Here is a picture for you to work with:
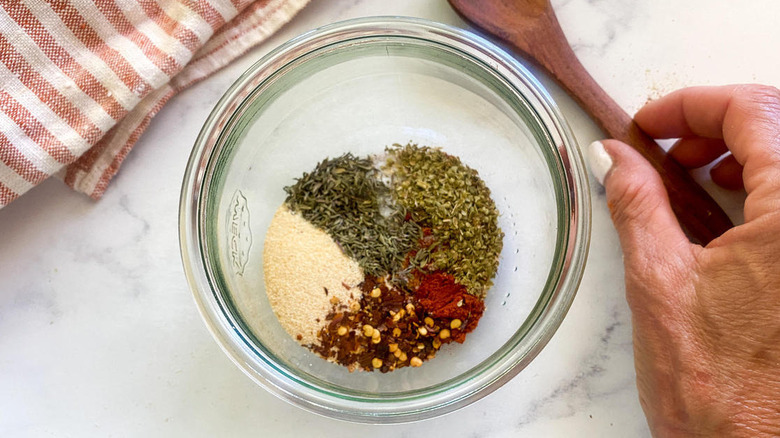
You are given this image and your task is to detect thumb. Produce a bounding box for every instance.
[587,140,691,259]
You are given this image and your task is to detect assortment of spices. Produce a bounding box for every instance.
[264,143,503,372]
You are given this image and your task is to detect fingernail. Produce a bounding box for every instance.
[586,141,613,186]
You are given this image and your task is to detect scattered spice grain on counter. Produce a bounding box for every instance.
[263,143,503,372]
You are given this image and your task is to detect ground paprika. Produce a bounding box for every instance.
[414,271,485,343]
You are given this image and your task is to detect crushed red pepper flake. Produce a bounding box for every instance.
[308,274,479,373]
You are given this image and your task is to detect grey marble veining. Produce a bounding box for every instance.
[1,0,777,436]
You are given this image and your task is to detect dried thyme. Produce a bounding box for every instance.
[284,153,420,277]
[383,144,503,297]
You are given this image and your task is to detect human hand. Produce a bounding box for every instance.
[587,85,780,437]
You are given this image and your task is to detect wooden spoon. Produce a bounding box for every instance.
[449,0,733,245]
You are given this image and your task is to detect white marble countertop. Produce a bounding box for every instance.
[2,0,778,436]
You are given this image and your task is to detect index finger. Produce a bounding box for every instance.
[635,85,733,139]
[636,85,780,159]
[635,84,780,219]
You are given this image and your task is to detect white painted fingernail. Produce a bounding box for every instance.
[586,141,613,186]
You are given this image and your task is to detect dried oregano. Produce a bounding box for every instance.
[383,143,503,297]
[284,153,420,277]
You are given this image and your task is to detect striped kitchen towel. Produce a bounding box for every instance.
[0,0,310,208]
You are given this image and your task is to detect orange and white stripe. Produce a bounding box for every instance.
[175,0,309,89]
[0,0,310,208]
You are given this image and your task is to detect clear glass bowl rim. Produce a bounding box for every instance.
[179,16,591,423]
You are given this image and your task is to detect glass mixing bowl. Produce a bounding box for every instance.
[179,17,590,423]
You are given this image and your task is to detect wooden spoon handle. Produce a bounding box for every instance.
[509,10,733,244]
